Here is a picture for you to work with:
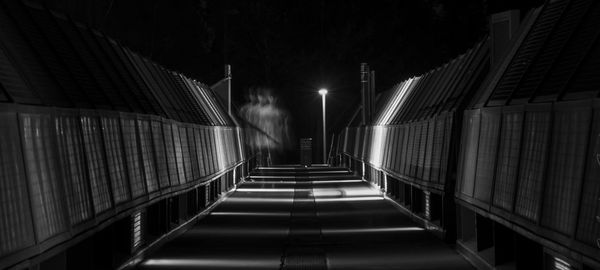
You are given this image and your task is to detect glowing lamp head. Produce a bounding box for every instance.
[318,88,328,95]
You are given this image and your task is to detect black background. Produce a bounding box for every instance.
[32,0,543,162]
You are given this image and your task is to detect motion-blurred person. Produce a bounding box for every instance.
[239,87,292,165]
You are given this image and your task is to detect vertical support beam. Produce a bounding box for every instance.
[322,93,327,164]
[361,63,370,126]
[225,64,232,115]
[369,70,376,124]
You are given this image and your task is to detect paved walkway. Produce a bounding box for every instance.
[137,166,473,269]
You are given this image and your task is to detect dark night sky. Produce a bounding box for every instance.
[33,0,543,159]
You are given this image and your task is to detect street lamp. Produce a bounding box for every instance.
[318,88,328,164]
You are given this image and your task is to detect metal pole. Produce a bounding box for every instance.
[360,63,369,125]
[322,93,327,164]
[369,70,375,123]
[225,65,232,115]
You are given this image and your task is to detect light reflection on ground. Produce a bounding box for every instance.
[137,167,473,270]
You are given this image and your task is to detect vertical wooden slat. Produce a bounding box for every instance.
[55,112,93,225]
[473,108,501,204]
[21,112,68,240]
[575,102,600,245]
[100,115,130,204]
[541,103,591,235]
[458,110,481,197]
[492,107,524,211]
[514,106,552,222]
[0,111,35,256]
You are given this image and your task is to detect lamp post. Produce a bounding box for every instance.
[318,88,328,164]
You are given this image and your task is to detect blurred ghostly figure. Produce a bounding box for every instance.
[239,87,292,166]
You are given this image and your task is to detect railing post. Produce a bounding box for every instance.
[225,64,232,115]
[361,63,369,126]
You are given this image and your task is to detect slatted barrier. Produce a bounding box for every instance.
[338,40,489,238]
[336,0,600,267]
[454,0,600,267]
[0,1,251,268]
[0,106,249,268]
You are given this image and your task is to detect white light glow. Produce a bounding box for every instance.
[210,211,290,217]
[132,211,142,249]
[322,227,424,234]
[233,168,237,187]
[293,199,316,205]
[317,208,398,217]
[553,257,571,270]
[362,162,365,179]
[257,166,300,170]
[318,88,328,95]
[424,191,431,220]
[310,179,363,184]
[237,128,244,161]
[369,126,386,168]
[188,227,288,236]
[235,188,295,192]
[383,174,388,192]
[315,196,384,202]
[143,258,276,267]
[307,170,349,174]
[248,175,297,179]
[376,77,420,125]
[244,180,297,185]
[312,187,377,197]
[226,197,294,203]
[214,128,227,171]
[312,189,343,197]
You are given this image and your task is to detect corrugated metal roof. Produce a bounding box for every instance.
[371,40,489,126]
[483,0,600,106]
[0,0,235,126]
